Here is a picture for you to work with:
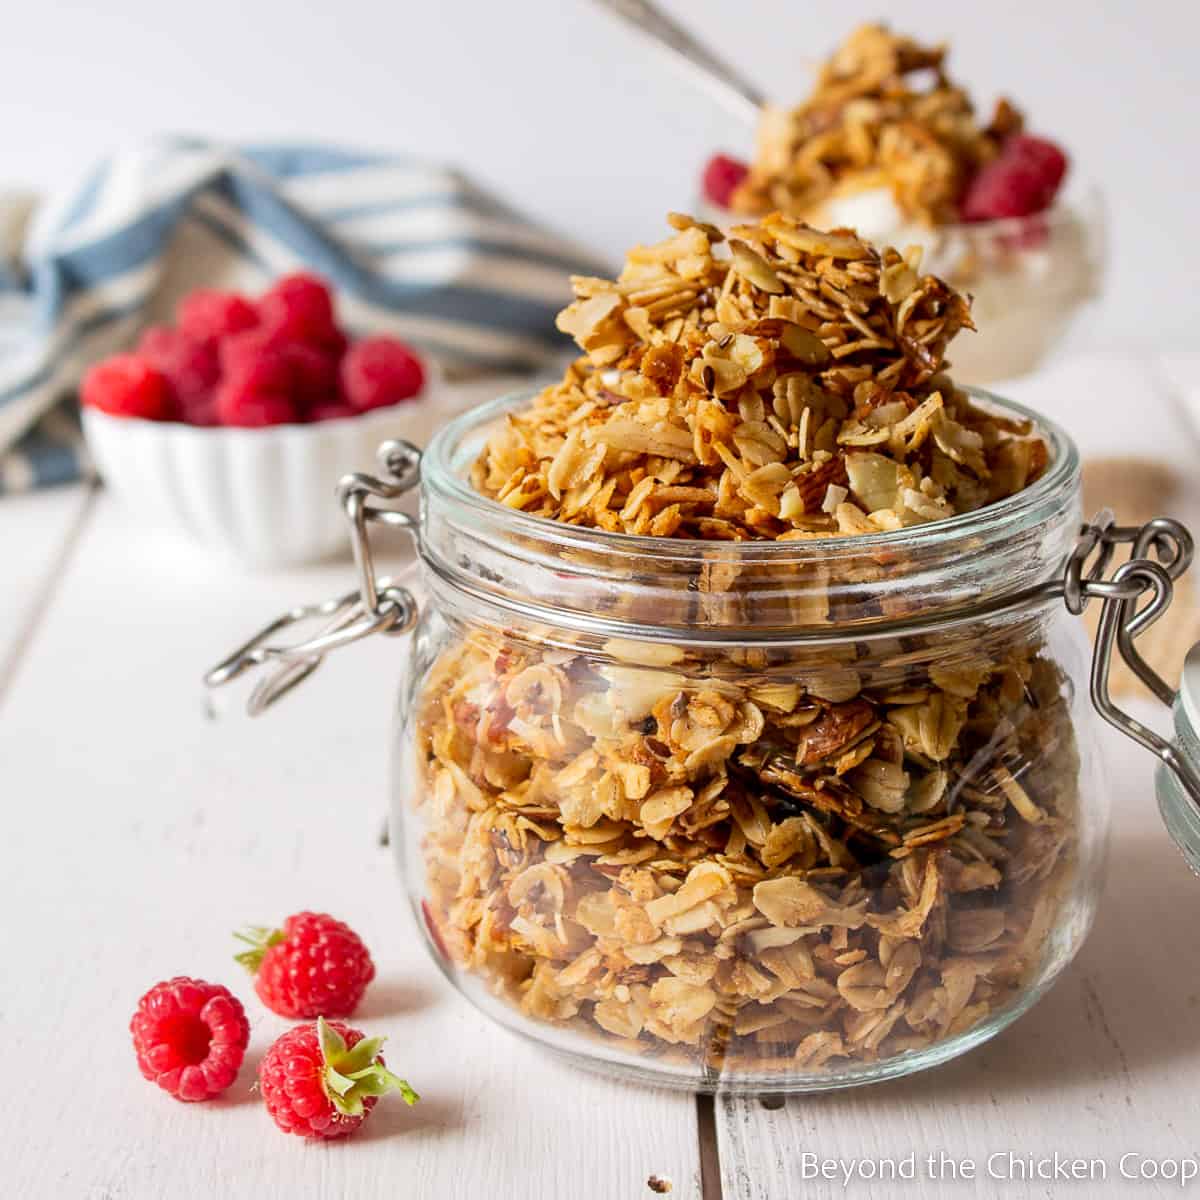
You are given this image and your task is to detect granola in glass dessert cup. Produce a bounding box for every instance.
[698,24,1105,384]
[396,212,1111,1092]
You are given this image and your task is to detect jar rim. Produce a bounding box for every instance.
[422,385,1080,562]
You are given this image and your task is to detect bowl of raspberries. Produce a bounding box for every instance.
[81,273,438,567]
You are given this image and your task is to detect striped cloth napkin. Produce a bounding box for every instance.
[0,139,608,494]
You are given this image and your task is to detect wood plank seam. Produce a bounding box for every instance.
[697,1094,724,1200]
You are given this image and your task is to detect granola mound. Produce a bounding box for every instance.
[729,24,1022,227]
[472,212,1047,540]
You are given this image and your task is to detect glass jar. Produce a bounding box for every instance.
[209,388,1197,1094]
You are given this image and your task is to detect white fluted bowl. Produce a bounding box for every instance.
[84,384,451,568]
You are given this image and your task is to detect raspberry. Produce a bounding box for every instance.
[284,341,342,411]
[701,153,750,210]
[961,135,1069,222]
[220,328,340,417]
[137,327,220,423]
[221,324,343,374]
[218,327,278,378]
[340,337,425,413]
[130,977,249,1102]
[235,912,375,1018]
[317,326,349,361]
[1006,134,1070,187]
[215,388,296,428]
[177,290,258,345]
[258,273,341,349]
[259,1017,418,1139]
[215,351,299,428]
[81,354,175,420]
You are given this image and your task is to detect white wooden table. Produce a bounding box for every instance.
[4,355,1200,1199]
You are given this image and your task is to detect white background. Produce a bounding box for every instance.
[3,2,1196,345]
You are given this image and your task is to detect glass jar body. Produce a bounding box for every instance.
[393,573,1108,1093]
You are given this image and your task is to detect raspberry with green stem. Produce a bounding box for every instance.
[258,1017,419,1138]
[235,911,375,1018]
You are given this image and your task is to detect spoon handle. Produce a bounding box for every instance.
[592,0,765,125]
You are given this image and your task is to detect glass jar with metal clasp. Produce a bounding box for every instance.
[207,389,1200,1094]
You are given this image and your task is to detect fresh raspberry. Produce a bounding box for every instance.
[137,327,220,423]
[130,977,249,1102]
[315,326,349,361]
[215,387,296,428]
[284,342,342,411]
[215,351,299,428]
[177,289,258,345]
[259,1017,418,1139]
[218,326,276,378]
[258,273,341,349]
[220,328,340,416]
[701,153,749,210]
[235,912,376,1018]
[1006,134,1069,180]
[961,135,1069,222]
[81,354,175,420]
[340,337,425,412]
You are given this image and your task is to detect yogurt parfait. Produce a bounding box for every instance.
[700,24,1103,383]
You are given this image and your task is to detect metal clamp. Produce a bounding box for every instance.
[1064,512,1200,810]
[203,439,423,715]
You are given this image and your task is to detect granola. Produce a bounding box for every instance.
[728,24,1020,227]
[413,621,1077,1076]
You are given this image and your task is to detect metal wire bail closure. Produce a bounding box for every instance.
[203,440,423,715]
[1067,513,1200,812]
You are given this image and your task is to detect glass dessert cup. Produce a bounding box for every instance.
[907,185,1106,385]
[698,182,1105,387]
[392,388,1109,1093]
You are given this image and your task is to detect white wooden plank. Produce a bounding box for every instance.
[0,482,93,696]
[718,354,1200,1197]
[0,491,702,1200]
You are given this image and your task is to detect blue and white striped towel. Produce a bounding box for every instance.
[0,139,609,494]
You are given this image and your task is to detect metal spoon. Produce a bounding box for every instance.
[591,0,764,125]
